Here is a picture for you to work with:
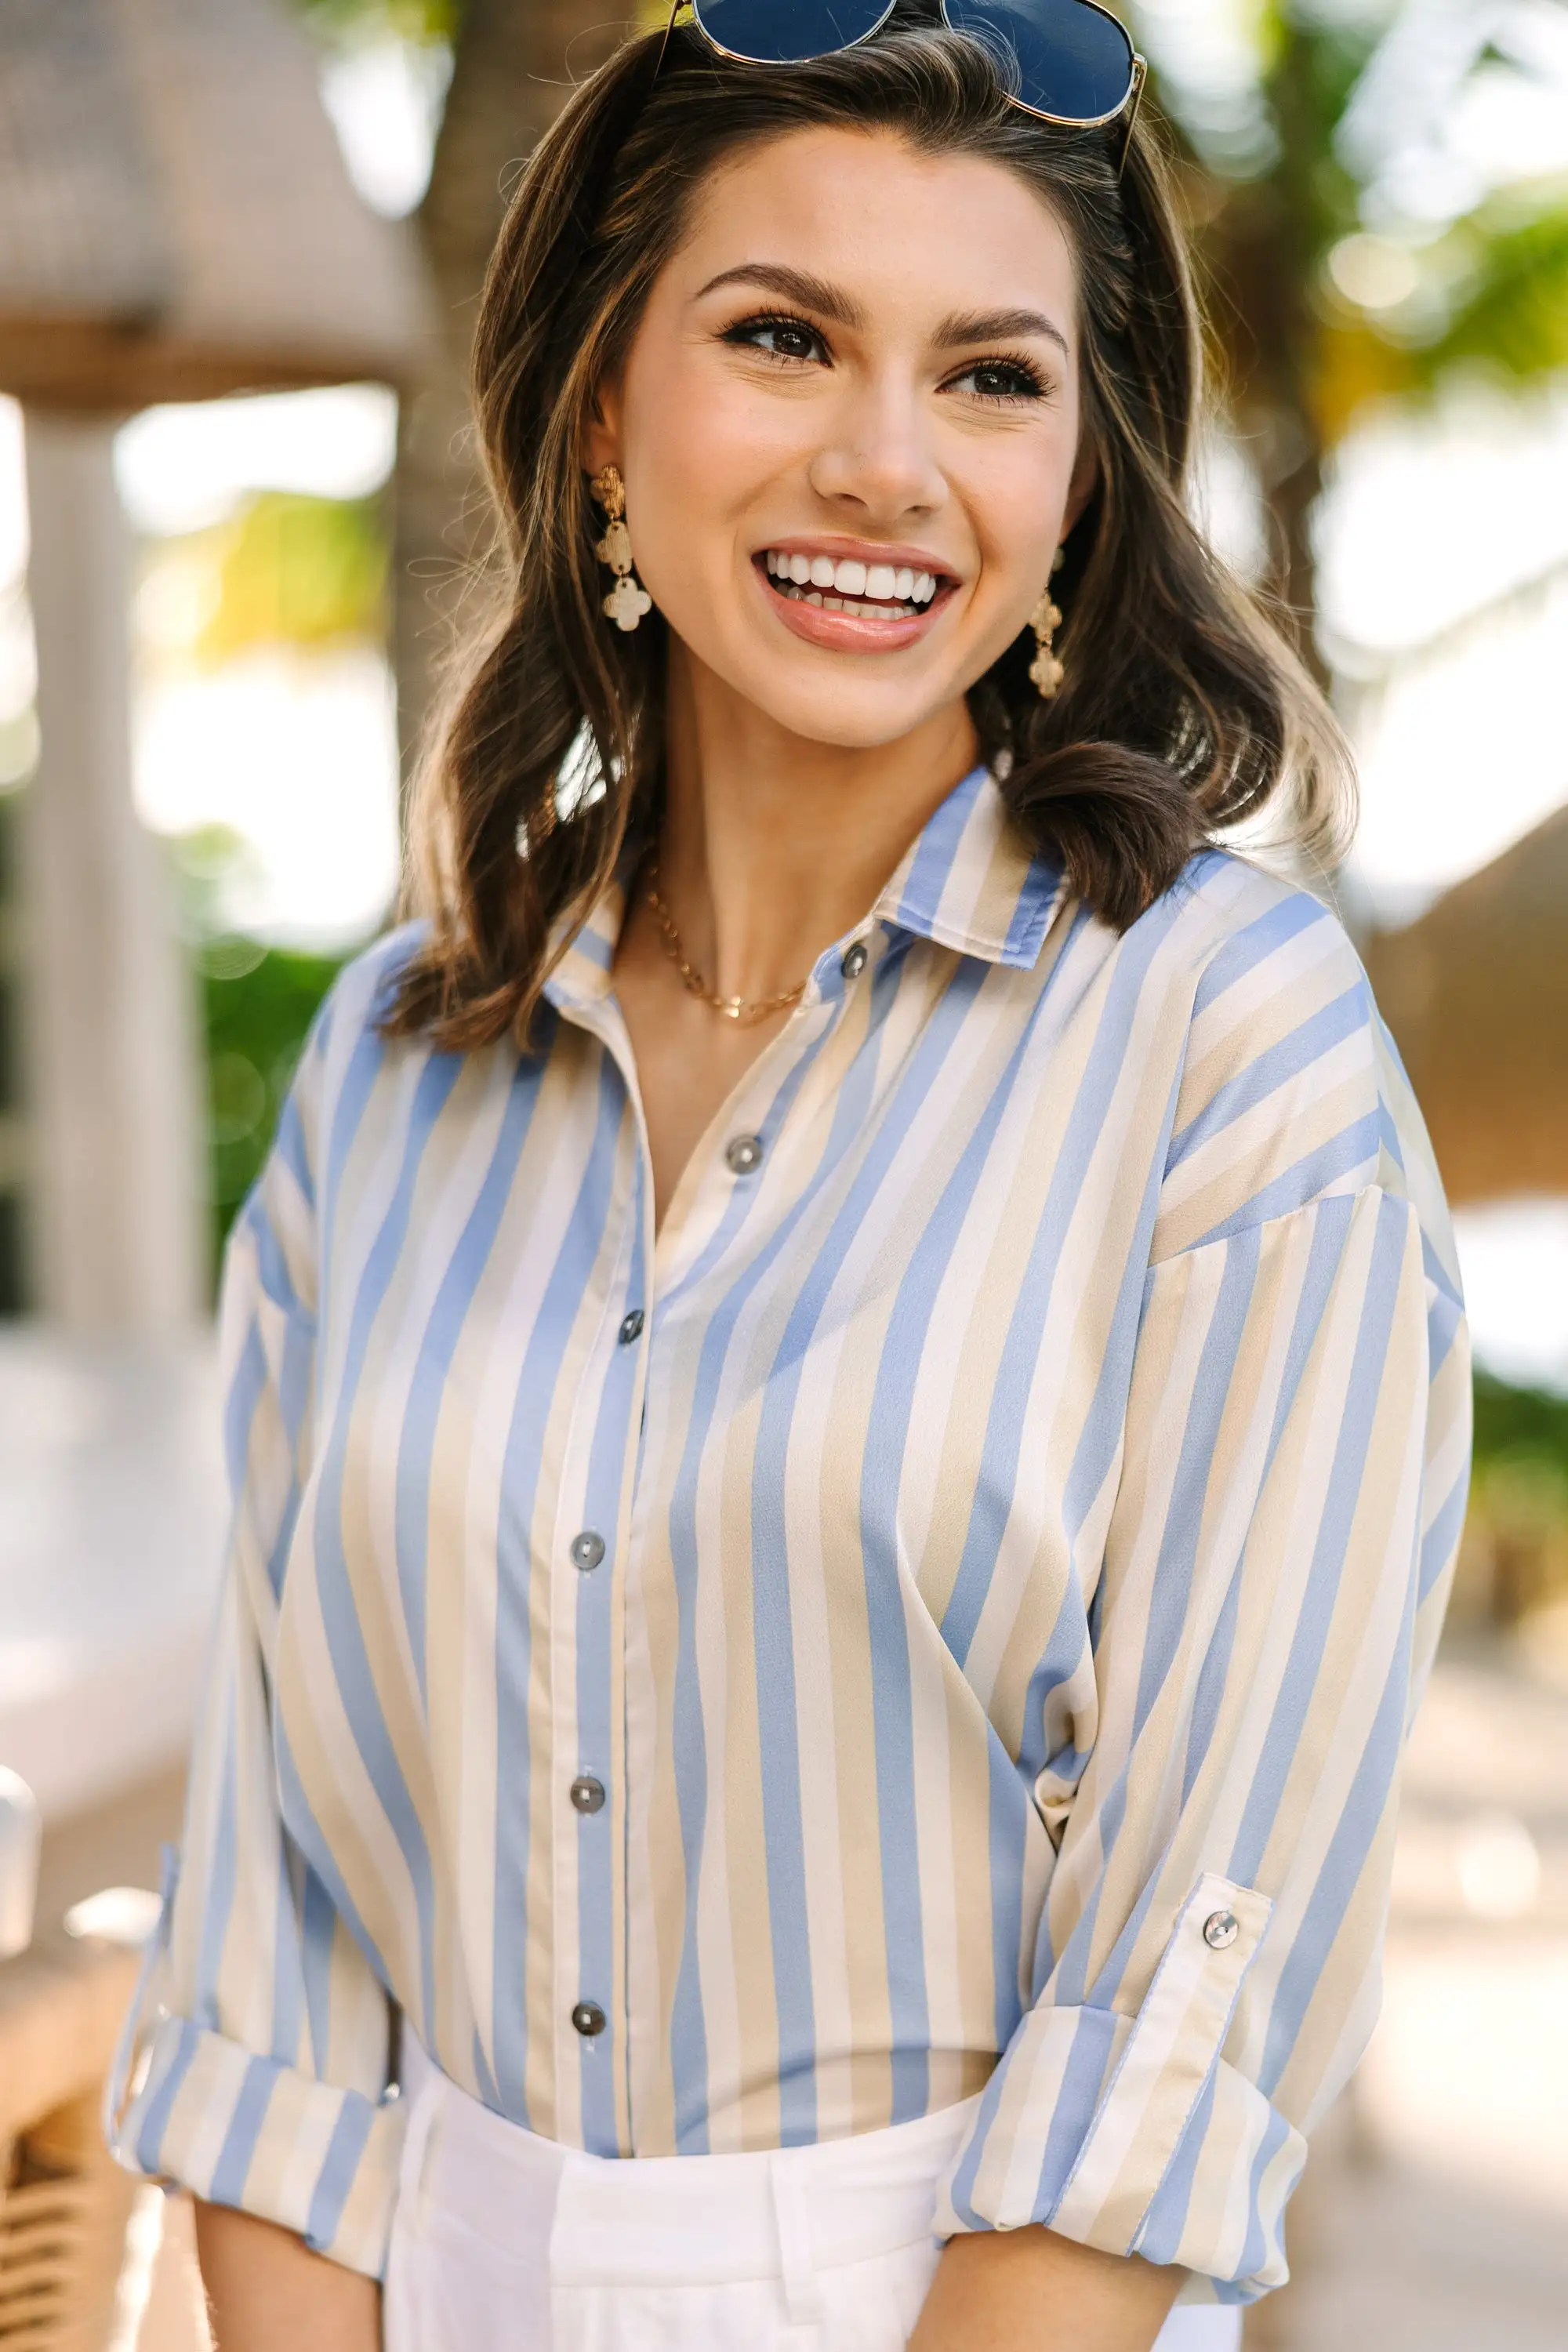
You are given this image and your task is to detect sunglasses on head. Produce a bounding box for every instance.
[660,0,1146,176]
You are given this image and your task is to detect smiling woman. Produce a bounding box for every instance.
[108,10,1468,2352]
[388,16,1348,1065]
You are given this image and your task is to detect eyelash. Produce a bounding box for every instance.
[720,310,1051,406]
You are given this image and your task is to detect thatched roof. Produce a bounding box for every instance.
[0,0,430,407]
[1364,805,1568,1207]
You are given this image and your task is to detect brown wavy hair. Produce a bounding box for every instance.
[387,7,1350,1049]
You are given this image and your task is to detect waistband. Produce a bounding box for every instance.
[397,2033,982,2290]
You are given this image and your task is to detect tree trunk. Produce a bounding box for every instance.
[1192,21,1336,689]
[1200,176,1328,685]
[392,0,623,777]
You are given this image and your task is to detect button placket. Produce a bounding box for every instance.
[554,1154,649,2125]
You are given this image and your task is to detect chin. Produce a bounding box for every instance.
[664,604,981,752]
[753,682,958,750]
[704,630,963,749]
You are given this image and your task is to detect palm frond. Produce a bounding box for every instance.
[1410,193,1568,383]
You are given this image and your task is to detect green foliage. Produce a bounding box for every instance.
[1473,1368,1568,1475]
[1416,192,1568,382]
[1137,2,1568,457]
[1257,5,1375,250]
[290,0,459,45]
[201,943,347,1284]
[141,495,389,668]
[1465,1372,1568,1625]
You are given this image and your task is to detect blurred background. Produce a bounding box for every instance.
[0,2,1565,2346]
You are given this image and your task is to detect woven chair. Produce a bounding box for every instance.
[0,1931,140,2352]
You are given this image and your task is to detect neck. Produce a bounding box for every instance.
[654,643,980,1004]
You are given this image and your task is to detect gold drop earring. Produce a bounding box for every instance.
[590,464,652,633]
[1029,547,1066,699]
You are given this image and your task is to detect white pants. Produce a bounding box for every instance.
[384,2037,1243,2352]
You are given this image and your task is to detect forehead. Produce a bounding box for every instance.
[671,124,1079,337]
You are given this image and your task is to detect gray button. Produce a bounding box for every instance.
[570,1530,605,1572]
[618,1309,644,1345]
[1202,1910,1240,1951]
[724,1134,764,1176]
[840,942,868,980]
[572,2000,606,2037]
[570,1776,605,1815]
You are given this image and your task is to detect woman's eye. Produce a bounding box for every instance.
[725,314,828,365]
[950,359,1047,403]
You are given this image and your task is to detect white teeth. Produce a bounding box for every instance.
[762,552,944,615]
[772,579,927,616]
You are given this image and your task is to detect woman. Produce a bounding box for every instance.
[111,5,1470,2348]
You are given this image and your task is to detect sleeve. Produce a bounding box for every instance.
[107,1002,405,2278]
[935,896,1472,2303]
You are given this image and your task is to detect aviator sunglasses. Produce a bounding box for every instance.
[660,0,1146,174]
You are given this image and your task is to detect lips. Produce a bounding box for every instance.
[753,542,956,653]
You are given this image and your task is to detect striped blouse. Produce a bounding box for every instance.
[111,764,1470,2305]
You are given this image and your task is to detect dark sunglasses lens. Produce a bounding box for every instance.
[691,0,894,65]
[944,0,1134,120]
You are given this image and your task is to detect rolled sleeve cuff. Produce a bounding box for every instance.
[935,1873,1305,2303]
[110,2016,405,2278]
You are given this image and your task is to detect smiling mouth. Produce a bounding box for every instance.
[759,548,949,619]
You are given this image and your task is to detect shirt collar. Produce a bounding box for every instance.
[873,764,1064,969]
[545,764,1065,1014]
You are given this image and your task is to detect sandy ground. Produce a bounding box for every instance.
[31,1640,1568,2351]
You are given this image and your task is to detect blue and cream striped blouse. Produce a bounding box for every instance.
[112,764,1470,2303]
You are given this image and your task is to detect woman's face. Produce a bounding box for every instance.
[586,125,1091,751]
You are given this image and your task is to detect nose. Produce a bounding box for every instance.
[805,370,947,526]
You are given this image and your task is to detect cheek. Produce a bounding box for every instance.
[619,349,802,586]
[963,416,1082,581]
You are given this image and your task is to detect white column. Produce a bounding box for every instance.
[18,412,205,1332]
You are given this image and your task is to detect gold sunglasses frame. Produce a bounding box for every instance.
[659,0,1147,179]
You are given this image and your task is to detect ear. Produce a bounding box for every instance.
[580,379,624,482]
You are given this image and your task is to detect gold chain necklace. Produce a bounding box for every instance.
[644,862,807,1025]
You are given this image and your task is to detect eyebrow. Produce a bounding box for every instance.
[935,307,1071,360]
[694,266,1070,360]
[695,263,866,326]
